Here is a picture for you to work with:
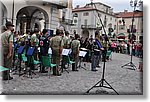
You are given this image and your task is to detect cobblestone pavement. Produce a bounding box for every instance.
[1,53,143,95]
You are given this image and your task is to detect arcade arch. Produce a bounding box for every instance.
[16,6,49,33]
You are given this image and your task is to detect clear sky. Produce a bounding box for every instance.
[72,0,142,12]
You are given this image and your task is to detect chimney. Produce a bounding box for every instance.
[124,10,128,13]
[76,5,80,8]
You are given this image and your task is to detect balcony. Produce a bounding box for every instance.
[81,25,102,30]
[59,18,73,25]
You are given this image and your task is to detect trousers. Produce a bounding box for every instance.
[91,54,99,71]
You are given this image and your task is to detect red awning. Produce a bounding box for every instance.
[117,33,126,39]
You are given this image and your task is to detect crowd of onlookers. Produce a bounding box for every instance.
[109,41,143,58]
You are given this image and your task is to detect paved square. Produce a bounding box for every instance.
[1,53,142,95]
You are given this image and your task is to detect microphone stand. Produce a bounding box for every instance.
[121,1,137,70]
[86,1,119,95]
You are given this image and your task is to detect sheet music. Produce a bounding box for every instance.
[80,48,88,51]
[17,46,24,54]
[27,47,35,56]
[62,49,71,56]
[38,47,40,52]
[48,48,52,54]
[79,51,87,57]
[69,49,72,54]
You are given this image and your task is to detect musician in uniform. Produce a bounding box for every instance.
[71,34,80,71]
[64,31,71,49]
[1,22,14,80]
[39,29,49,73]
[61,31,71,72]
[50,29,64,76]
[30,28,39,60]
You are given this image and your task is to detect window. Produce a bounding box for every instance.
[114,25,116,30]
[108,23,112,28]
[83,12,89,16]
[84,19,88,25]
[104,15,107,27]
[106,8,108,13]
[122,19,125,25]
[74,30,76,34]
[110,17,112,20]
[74,19,77,23]
[62,11,66,22]
[119,25,125,30]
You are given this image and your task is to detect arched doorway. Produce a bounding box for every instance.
[0,1,7,25]
[16,6,49,34]
[82,29,89,39]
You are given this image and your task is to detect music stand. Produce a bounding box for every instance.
[48,47,52,55]
[37,47,40,53]
[26,47,36,78]
[61,49,72,73]
[27,47,35,56]
[13,46,25,76]
[78,50,87,70]
[12,43,18,68]
[62,49,71,56]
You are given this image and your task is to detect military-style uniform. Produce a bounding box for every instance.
[30,33,39,60]
[30,33,39,47]
[1,31,14,79]
[71,39,80,71]
[61,36,72,71]
[50,35,63,75]
[63,36,71,49]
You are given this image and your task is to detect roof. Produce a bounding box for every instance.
[115,11,143,18]
[73,6,115,17]
[72,7,96,12]
[86,2,111,8]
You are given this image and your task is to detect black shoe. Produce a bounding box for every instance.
[3,77,13,81]
[9,77,13,80]
[96,66,101,68]
[41,70,48,73]
[72,70,78,71]
[57,74,62,76]
[91,70,98,72]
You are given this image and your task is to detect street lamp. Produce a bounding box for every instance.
[121,0,142,70]
[12,0,15,24]
[130,0,142,8]
[130,0,142,35]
